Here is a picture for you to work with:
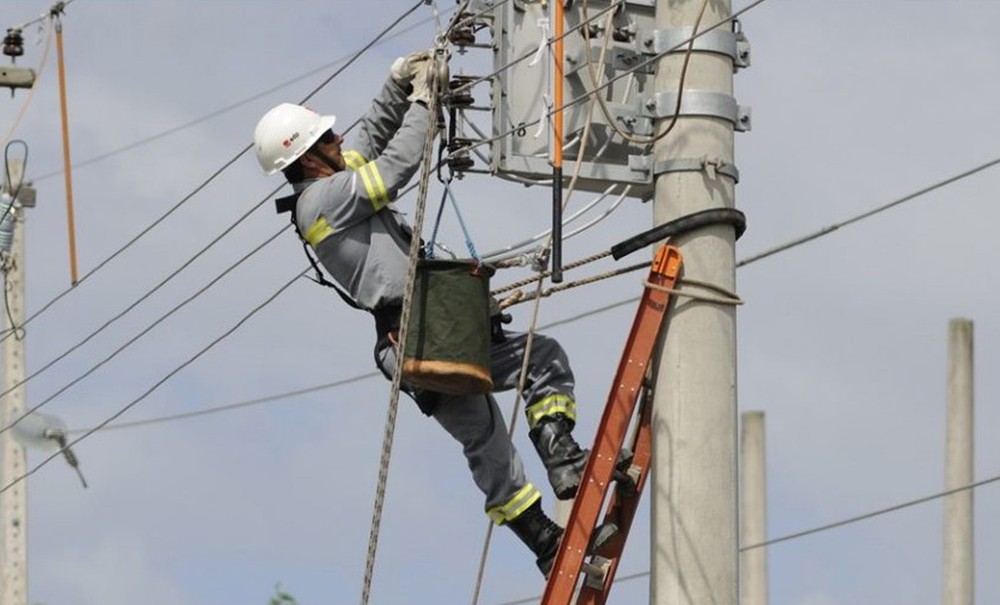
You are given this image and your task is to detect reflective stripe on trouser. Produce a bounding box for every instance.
[488,330,578,429]
[376,341,534,522]
[525,394,577,430]
[487,483,541,525]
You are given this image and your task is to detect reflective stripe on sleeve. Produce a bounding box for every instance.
[526,394,577,430]
[487,483,542,525]
[304,216,335,247]
[343,150,367,171]
[358,162,390,210]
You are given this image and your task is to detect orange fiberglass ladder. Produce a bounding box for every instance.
[541,242,683,605]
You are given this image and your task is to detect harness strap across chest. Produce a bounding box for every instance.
[275,190,366,311]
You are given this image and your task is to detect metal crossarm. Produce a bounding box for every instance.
[541,244,682,605]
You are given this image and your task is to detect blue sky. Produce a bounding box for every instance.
[1,1,998,604]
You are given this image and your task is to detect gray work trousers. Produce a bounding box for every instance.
[375,329,577,521]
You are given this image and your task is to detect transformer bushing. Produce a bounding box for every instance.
[3,29,24,61]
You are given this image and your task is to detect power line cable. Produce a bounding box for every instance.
[66,372,381,433]
[0,266,309,495]
[65,149,1000,432]
[736,155,1000,267]
[14,0,745,352]
[30,11,447,182]
[502,152,1000,310]
[2,144,250,345]
[9,0,989,591]
[3,0,429,343]
[0,184,282,409]
[35,153,996,584]
[0,146,431,429]
[0,50,438,402]
[489,474,1000,605]
[9,0,76,32]
[61,293,624,433]
[0,2,448,439]
[743,473,1000,551]
[0,225,292,439]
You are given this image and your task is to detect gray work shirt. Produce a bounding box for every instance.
[292,78,430,311]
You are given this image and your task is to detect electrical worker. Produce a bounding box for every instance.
[252,52,589,576]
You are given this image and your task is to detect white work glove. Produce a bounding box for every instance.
[390,50,432,83]
[407,59,435,104]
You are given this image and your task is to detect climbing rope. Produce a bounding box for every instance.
[643,277,743,306]
[358,50,446,605]
[491,208,747,306]
[491,248,611,294]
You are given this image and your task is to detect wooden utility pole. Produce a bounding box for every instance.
[0,159,32,605]
[650,0,740,603]
[943,318,974,605]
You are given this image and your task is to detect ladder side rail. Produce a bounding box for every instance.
[541,245,683,605]
[577,386,655,604]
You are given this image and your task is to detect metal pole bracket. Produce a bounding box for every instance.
[630,155,740,183]
[639,26,751,70]
[653,156,740,183]
[642,90,751,132]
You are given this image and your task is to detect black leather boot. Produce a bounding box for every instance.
[507,500,563,577]
[529,413,588,500]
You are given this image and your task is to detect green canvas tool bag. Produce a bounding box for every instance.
[402,259,495,395]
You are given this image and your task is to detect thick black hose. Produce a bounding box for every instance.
[610,208,746,260]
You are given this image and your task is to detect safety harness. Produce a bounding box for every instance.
[274,180,422,340]
[275,191,366,311]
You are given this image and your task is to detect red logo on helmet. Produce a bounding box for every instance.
[281,132,301,148]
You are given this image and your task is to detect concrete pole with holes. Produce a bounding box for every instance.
[943,318,974,605]
[0,159,30,605]
[741,411,768,605]
[649,0,739,603]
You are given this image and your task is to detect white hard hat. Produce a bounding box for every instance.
[253,103,337,175]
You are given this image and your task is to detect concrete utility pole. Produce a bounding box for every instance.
[741,411,768,605]
[943,318,974,605]
[0,159,31,605]
[649,0,739,603]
